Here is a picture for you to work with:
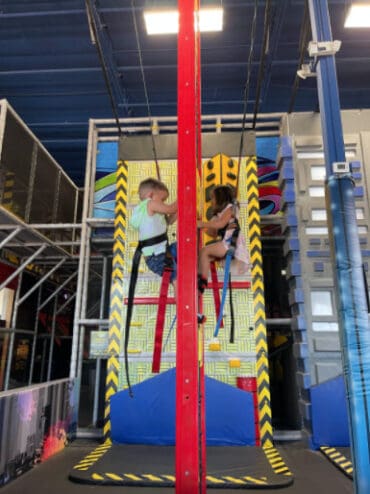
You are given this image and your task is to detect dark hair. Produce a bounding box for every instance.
[211,185,237,214]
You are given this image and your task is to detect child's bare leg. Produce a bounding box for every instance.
[199,242,227,279]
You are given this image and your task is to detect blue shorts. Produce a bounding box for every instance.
[145,242,177,282]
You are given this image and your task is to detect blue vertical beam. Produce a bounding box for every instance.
[308,1,370,492]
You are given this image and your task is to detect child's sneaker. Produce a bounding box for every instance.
[197,313,206,324]
[197,274,208,294]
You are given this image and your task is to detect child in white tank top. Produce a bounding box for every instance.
[130,178,178,293]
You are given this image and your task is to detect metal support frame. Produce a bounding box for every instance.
[0,103,82,392]
[0,225,77,390]
[70,120,96,380]
[29,286,42,385]
[40,337,47,382]
[16,258,66,307]
[308,1,370,492]
[24,143,38,223]
[57,293,76,316]
[69,118,115,433]
[0,245,46,292]
[3,272,23,390]
[46,296,58,380]
[0,99,81,387]
[38,271,78,311]
[0,228,22,249]
[92,255,108,427]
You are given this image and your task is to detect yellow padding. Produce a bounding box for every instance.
[130,322,143,327]
[127,349,142,354]
[228,358,241,368]
[208,338,221,351]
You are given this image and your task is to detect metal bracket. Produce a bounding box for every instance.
[297,63,317,80]
[333,161,350,174]
[308,40,341,57]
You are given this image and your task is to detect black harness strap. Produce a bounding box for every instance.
[124,232,168,396]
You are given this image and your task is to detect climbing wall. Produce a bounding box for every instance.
[118,160,177,387]
[117,156,256,388]
[201,154,255,382]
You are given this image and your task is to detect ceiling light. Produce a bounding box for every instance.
[344,3,370,28]
[199,8,223,32]
[144,8,223,35]
[144,10,179,35]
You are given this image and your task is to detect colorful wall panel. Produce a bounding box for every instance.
[0,378,77,486]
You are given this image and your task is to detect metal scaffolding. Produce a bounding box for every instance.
[0,100,82,391]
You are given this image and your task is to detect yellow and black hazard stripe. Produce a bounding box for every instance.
[73,441,112,471]
[320,446,353,479]
[86,472,270,489]
[71,443,293,488]
[104,159,128,441]
[264,446,293,476]
[89,472,175,486]
[246,154,273,449]
[80,472,286,487]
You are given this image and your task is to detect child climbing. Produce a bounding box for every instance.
[197,184,249,294]
[130,177,177,293]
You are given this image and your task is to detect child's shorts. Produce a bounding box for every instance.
[145,242,177,282]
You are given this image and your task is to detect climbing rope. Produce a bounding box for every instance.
[130,0,160,179]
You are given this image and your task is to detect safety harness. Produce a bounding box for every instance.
[213,219,240,343]
[124,232,173,395]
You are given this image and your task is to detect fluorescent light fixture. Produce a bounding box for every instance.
[199,8,223,32]
[144,8,223,35]
[344,3,370,28]
[144,10,179,35]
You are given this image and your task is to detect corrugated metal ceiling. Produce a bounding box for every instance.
[1,1,370,184]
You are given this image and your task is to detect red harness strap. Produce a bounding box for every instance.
[152,265,172,373]
[210,261,224,329]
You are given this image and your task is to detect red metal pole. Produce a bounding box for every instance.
[176,0,203,492]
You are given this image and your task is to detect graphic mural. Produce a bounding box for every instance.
[256,136,282,236]
[93,137,282,223]
[0,378,77,486]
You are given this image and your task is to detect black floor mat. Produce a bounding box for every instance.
[69,442,294,489]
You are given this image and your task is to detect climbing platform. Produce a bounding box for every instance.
[69,443,293,489]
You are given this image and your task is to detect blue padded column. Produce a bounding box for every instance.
[308,1,370,492]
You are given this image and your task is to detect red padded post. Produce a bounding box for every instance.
[176,0,204,492]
